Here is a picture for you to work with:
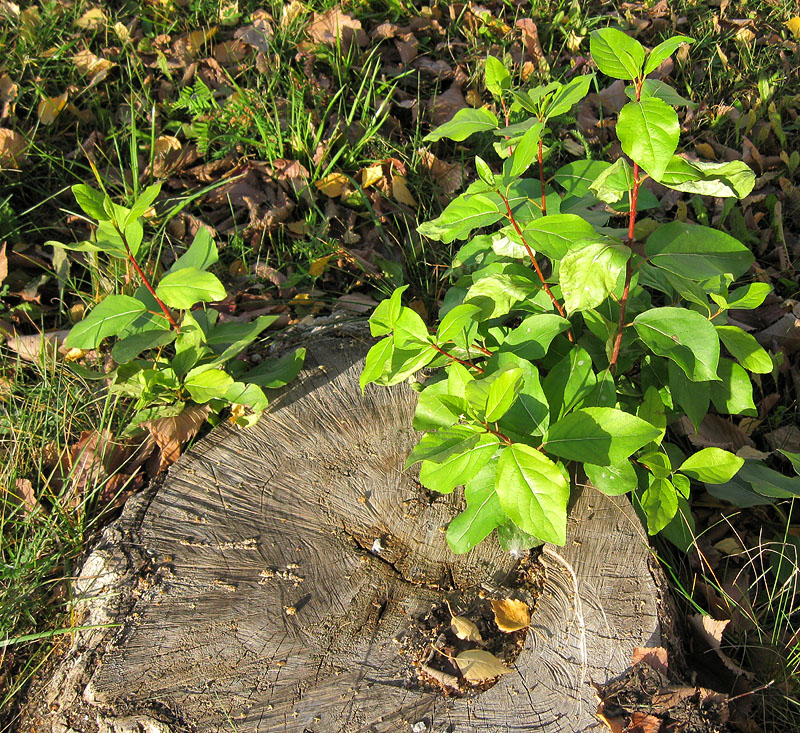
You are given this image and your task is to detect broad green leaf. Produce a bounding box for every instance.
[406,425,483,468]
[419,433,499,493]
[554,160,611,197]
[590,27,645,80]
[360,336,394,391]
[436,303,481,349]
[417,193,502,243]
[491,231,528,259]
[465,272,539,318]
[639,450,671,479]
[639,477,678,534]
[586,368,617,408]
[633,307,720,382]
[654,157,755,198]
[111,329,175,363]
[156,267,226,309]
[637,385,667,441]
[93,220,129,257]
[184,366,234,403]
[413,378,461,431]
[381,342,436,386]
[72,184,109,221]
[779,449,800,476]
[584,460,637,495]
[170,228,219,272]
[659,496,696,552]
[714,459,800,499]
[65,295,147,349]
[497,521,542,552]
[542,346,596,421]
[589,157,632,204]
[511,82,559,113]
[710,358,756,416]
[485,55,511,97]
[447,361,474,398]
[715,325,773,374]
[126,183,161,225]
[207,315,278,365]
[394,306,431,348]
[369,285,409,337]
[521,214,599,260]
[643,36,694,76]
[496,443,569,545]
[679,447,744,484]
[509,122,544,178]
[500,313,571,360]
[617,98,679,179]
[668,360,709,429]
[447,462,506,553]
[546,74,594,118]
[646,221,754,281]
[673,473,691,498]
[423,107,499,142]
[626,79,696,108]
[559,242,630,313]
[543,407,661,465]
[726,282,771,310]
[475,155,496,186]
[485,367,524,421]
[242,347,306,389]
[492,353,549,439]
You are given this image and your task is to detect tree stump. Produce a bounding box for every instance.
[24,334,664,732]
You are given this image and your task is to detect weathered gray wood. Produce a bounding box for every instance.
[23,335,662,732]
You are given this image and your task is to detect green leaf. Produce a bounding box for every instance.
[170,228,219,272]
[710,358,756,416]
[419,433,499,494]
[543,407,661,465]
[542,346,596,421]
[714,459,800,500]
[492,353,549,439]
[423,107,499,142]
[475,156,496,186]
[500,313,571,360]
[559,243,630,313]
[465,272,538,318]
[92,220,129,257]
[639,450,672,479]
[485,367,524,421]
[360,337,394,391]
[418,193,502,243]
[485,55,511,98]
[589,157,632,204]
[385,342,436,387]
[111,329,176,363]
[668,360,709,429]
[584,460,638,496]
[509,122,544,178]
[406,425,482,468]
[447,462,506,553]
[626,79,696,108]
[497,522,543,552]
[546,74,594,118]
[679,447,744,483]
[636,386,667,441]
[586,368,617,408]
[206,315,278,365]
[646,221,754,281]
[436,303,482,350]
[659,496,696,552]
[238,350,304,392]
[643,36,693,76]
[726,283,772,310]
[590,27,645,80]
[654,157,755,198]
[554,160,611,197]
[369,285,408,337]
[617,98,679,179]
[184,366,235,403]
[156,267,227,309]
[521,214,599,260]
[779,449,800,476]
[511,83,559,113]
[65,295,147,349]
[413,378,461,431]
[72,184,109,221]
[126,182,161,225]
[633,307,720,382]
[394,306,431,348]
[496,443,569,545]
[672,473,691,498]
[716,326,773,374]
[639,477,678,534]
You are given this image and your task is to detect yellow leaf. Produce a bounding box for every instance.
[64,347,85,362]
[465,88,482,108]
[308,254,333,277]
[286,220,308,235]
[694,142,716,160]
[490,598,530,632]
[360,164,384,188]
[186,27,218,55]
[113,22,130,43]
[391,174,417,207]
[72,49,115,85]
[315,172,349,197]
[75,7,106,30]
[454,649,509,682]
[37,92,68,125]
[153,135,182,157]
[451,615,482,642]
[734,27,755,44]
[0,128,26,166]
[786,17,800,40]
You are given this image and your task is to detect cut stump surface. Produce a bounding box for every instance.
[25,335,663,732]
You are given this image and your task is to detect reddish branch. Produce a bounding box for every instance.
[538,139,547,215]
[430,342,484,373]
[483,422,512,445]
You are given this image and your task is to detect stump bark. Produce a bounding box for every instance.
[23,334,664,733]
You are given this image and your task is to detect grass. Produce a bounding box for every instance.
[1,0,799,727]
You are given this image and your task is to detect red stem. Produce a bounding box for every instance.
[538,139,547,215]
[483,422,512,445]
[501,97,510,127]
[430,342,484,373]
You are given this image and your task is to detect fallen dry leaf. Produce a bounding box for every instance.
[628,711,662,732]
[428,84,466,126]
[308,253,334,277]
[334,292,377,313]
[454,649,509,682]
[75,7,106,30]
[786,17,800,40]
[418,149,464,195]
[38,92,68,125]
[307,8,367,47]
[360,163,384,188]
[0,128,25,165]
[690,614,754,680]
[490,598,530,632]
[5,329,71,361]
[451,614,482,642]
[72,49,115,86]
[632,646,669,676]
[0,243,6,285]
[315,172,349,197]
[675,414,755,451]
[0,74,18,102]
[391,174,417,206]
[15,478,37,513]
[281,0,305,29]
[765,425,800,453]
[141,403,211,473]
[516,18,548,71]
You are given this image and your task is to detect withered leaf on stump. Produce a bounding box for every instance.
[490,598,531,632]
[454,649,509,682]
[141,403,211,473]
[450,614,482,642]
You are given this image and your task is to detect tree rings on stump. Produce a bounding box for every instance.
[25,335,663,732]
